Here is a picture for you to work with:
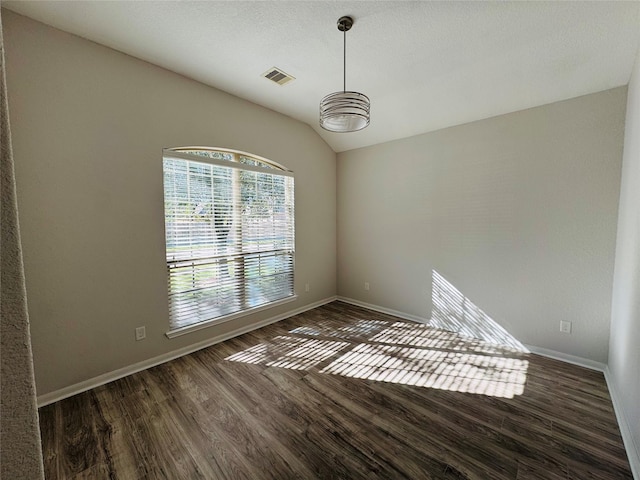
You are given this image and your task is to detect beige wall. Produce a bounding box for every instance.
[3,11,337,396]
[609,46,640,475]
[337,88,626,363]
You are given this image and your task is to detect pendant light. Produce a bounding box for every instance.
[319,16,370,133]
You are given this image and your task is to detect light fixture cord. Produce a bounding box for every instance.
[343,26,346,92]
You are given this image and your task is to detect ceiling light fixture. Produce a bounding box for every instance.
[319,16,370,133]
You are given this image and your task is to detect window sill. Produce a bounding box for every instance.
[165,295,298,339]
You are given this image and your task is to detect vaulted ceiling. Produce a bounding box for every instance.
[5,1,640,152]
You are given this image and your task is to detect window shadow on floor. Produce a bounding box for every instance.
[226,296,529,399]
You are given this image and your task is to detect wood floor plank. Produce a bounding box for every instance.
[39,301,633,479]
[39,403,62,480]
[515,459,568,480]
[59,394,101,476]
[259,366,453,479]
[301,372,518,480]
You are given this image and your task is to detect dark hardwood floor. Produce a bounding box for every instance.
[38,301,632,479]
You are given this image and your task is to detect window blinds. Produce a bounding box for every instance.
[163,152,294,331]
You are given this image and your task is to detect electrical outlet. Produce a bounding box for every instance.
[559,320,572,334]
[364,282,370,291]
[305,283,310,292]
[135,326,146,341]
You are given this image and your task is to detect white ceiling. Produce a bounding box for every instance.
[4,1,640,152]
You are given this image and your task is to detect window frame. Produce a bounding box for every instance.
[162,147,296,338]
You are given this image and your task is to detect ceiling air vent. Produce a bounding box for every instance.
[262,67,295,86]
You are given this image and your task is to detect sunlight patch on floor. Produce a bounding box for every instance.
[289,319,390,339]
[225,335,350,370]
[225,323,528,398]
[226,285,531,398]
[319,343,528,398]
[371,322,521,356]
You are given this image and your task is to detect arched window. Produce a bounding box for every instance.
[162,147,295,336]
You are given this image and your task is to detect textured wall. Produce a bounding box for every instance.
[3,11,336,397]
[609,46,640,476]
[337,88,626,363]
[0,9,44,478]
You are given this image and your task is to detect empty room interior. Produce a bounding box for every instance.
[2,1,640,479]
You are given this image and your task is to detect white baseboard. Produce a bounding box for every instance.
[37,296,337,407]
[523,344,606,372]
[604,367,640,480]
[336,296,429,324]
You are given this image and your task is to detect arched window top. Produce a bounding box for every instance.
[167,146,290,172]
[162,145,295,335]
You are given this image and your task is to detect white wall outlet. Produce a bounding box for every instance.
[305,283,310,292]
[364,282,370,291]
[559,320,572,334]
[135,326,146,341]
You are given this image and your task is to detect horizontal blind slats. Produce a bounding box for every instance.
[163,153,294,331]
